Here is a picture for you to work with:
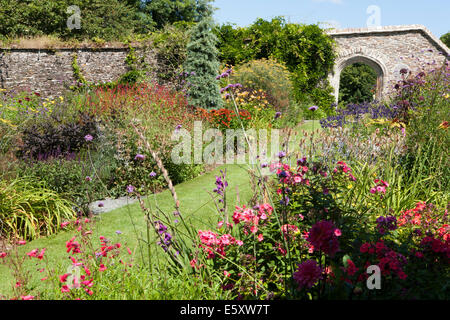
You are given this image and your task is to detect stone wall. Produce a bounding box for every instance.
[0,46,157,97]
[327,25,450,101]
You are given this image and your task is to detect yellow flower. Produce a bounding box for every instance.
[347,184,353,189]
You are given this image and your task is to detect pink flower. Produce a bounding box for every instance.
[61,285,70,293]
[99,264,107,272]
[26,249,38,258]
[257,234,264,242]
[334,229,342,237]
[293,260,323,289]
[18,240,26,245]
[20,295,34,300]
[307,220,340,256]
[224,270,231,277]
[0,252,7,258]
[59,273,70,283]
[360,243,371,253]
[37,248,46,260]
[61,221,70,228]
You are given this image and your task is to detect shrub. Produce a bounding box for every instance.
[214,17,336,109]
[17,108,99,161]
[148,22,194,85]
[82,83,205,192]
[391,63,449,191]
[231,59,293,113]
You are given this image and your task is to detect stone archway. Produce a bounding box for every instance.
[327,25,450,103]
[330,53,387,102]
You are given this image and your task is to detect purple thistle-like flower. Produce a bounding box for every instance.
[116,230,122,235]
[126,185,135,193]
[150,171,157,177]
[134,153,145,161]
[175,124,182,131]
[85,176,92,182]
[274,112,282,119]
[84,134,93,142]
[308,105,318,112]
[278,151,286,158]
[98,202,104,208]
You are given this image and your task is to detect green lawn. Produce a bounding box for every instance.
[0,163,254,296]
[0,122,317,297]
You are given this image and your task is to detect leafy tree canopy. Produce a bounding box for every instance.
[0,0,214,41]
[213,17,337,110]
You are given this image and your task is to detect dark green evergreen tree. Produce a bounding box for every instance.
[184,17,222,109]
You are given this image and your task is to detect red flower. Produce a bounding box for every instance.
[293,260,323,289]
[346,259,358,276]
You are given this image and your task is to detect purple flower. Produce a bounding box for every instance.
[150,171,157,177]
[308,105,318,112]
[376,215,397,234]
[274,112,282,119]
[116,230,122,235]
[175,124,182,131]
[134,153,145,161]
[85,176,92,182]
[84,134,93,142]
[98,202,104,208]
[126,185,135,193]
[278,151,286,158]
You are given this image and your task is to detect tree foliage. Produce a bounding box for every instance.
[440,32,450,49]
[184,17,222,109]
[0,0,213,40]
[213,17,337,110]
[0,0,139,41]
[339,63,378,104]
[141,0,213,30]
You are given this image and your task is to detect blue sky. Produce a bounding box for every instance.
[212,0,449,38]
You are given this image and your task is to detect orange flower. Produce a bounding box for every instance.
[438,121,448,129]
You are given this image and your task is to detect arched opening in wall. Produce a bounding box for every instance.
[339,63,377,104]
[335,56,385,105]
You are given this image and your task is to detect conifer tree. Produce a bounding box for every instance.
[184,17,222,109]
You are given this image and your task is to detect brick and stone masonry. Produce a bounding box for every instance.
[327,25,450,102]
[0,25,449,100]
[0,46,157,97]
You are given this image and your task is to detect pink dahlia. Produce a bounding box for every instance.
[307,220,340,256]
[293,260,323,289]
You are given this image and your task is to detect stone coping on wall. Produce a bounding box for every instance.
[327,24,450,57]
